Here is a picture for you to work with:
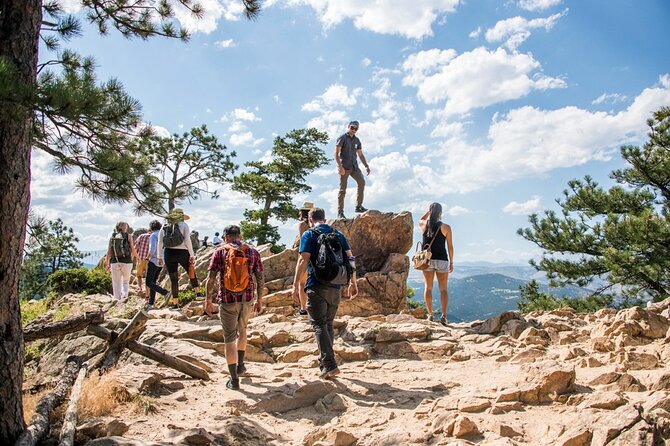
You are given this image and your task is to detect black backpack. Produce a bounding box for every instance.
[312,227,351,286]
[163,223,184,248]
[110,232,130,261]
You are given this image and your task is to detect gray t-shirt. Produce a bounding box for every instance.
[336,133,362,170]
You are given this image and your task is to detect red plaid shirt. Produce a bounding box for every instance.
[135,233,151,260]
[208,241,263,303]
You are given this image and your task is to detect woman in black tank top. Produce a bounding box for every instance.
[418,202,454,326]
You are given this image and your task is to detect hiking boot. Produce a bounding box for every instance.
[298,309,308,316]
[226,378,240,390]
[237,364,248,376]
[439,316,448,326]
[427,314,434,322]
[337,211,346,219]
[319,367,341,379]
[355,205,368,213]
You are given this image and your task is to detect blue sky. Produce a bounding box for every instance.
[31,0,670,263]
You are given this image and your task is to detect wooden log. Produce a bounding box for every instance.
[23,311,104,342]
[58,363,88,446]
[86,324,209,380]
[97,309,148,370]
[16,356,82,446]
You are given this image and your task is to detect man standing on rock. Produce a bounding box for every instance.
[293,207,358,378]
[205,225,264,390]
[335,120,371,219]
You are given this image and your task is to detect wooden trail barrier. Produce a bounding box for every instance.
[16,356,82,446]
[93,309,148,371]
[87,321,209,380]
[58,363,88,446]
[23,311,104,342]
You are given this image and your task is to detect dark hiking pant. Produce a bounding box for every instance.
[306,285,341,371]
[146,261,168,305]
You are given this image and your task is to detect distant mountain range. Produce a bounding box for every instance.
[408,268,592,322]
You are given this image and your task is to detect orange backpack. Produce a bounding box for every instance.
[223,243,250,293]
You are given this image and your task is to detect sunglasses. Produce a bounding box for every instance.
[350,126,358,130]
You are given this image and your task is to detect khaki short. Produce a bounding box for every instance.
[219,301,252,343]
[135,259,148,278]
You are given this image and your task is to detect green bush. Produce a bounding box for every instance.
[177,289,197,306]
[85,267,113,294]
[47,267,112,295]
[21,299,50,326]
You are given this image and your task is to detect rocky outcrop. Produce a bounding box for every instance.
[187,210,414,318]
[23,283,670,446]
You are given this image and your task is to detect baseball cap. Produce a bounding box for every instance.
[348,120,359,127]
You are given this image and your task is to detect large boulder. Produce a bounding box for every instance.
[330,210,413,274]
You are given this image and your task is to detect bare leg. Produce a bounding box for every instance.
[422,270,435,317]
[436,271,450,320]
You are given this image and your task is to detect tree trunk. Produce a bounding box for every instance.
[16,356,82,446]
[86,324,210,380]
[0,0,41,443]
[23,311,104,342]
[58,364,88,446]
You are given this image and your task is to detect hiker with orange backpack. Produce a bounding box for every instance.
[204,224,264,390]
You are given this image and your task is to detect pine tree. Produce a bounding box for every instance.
[135,125,237,214]
[232,128,330,251]
[20,216,85,301]
[0,1,261,441]
[518,107,670,307]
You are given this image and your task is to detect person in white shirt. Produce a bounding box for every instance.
[212,232,223,246]
[157,208,199,307]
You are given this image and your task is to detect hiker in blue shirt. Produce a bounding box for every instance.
[293,207,358,379]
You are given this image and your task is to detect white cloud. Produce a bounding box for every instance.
[280,0,461,39]
[425,74,670,193]
[485,11,567,50]
[402,47,566,116]
[302,84,355,113]
[518,0,562,12]
[406,144,428,154]
[502,196,542,215]
[592,93,628,105]
[469,26,482,39]
[232,108,261,121]
[446,205,469,216]
[59,0,83,13]
[362,58,372,67]
[215,38,236,48]
[230,131,264,147]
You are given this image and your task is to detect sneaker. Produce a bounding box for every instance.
[355,205,368,213]
[439,316,448,326]
[337,211,346,219]
[144,304,153,311]
[298,309,308,316]
[427,314,434,322]
[237,364,248,376]
[319,367,341,379]
[226,378,240,390]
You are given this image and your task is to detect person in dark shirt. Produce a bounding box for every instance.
[293,207,358,379]
[418,202,454,326]
[335,120,371,219]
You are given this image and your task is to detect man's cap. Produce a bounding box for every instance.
[167,208,189,222]
[223,225,241,236]
[348,120,359,127]
[299,201,314,210]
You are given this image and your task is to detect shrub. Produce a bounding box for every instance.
[178,289,197,306]
[47,267,111,295]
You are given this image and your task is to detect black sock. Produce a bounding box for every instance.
[228,363,238,380]
[237,350,245,366]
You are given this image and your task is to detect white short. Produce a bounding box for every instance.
[425,259,449,272]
